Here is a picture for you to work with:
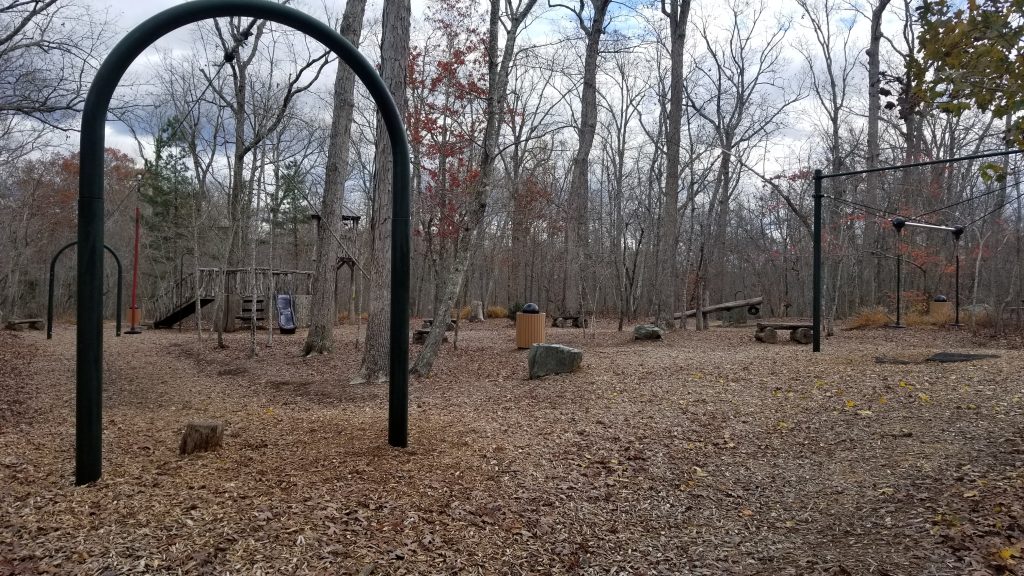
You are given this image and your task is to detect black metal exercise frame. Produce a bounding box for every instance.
[812,148,1023,352]
[888,218,964,328]
[76,0,411,485]
[48,241,122,340]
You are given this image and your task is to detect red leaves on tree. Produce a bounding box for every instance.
[409,0,489,242]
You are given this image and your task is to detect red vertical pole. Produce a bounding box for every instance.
[127,205,142,334]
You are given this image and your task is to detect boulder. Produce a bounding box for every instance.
[633,324,663,340]
[790,327,812,344]
[528,344,583,379]
[963,304,992,322]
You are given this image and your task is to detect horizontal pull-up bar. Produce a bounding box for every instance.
[890,217,963,234]
[819,148,1023,180]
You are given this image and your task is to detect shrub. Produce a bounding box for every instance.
[847,306,891,329]
[485,305,508,319]
[507,302,524,319]
[457,306,471,320]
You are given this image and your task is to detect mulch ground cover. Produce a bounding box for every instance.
[1,320,1022,575]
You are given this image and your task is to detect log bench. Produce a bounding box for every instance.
[551,315,589,328]
[754,322,813,344]
[5,318,44,331]
[413,328,448,344]
[422,318,457,331]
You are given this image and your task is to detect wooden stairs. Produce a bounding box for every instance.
[151,268,220,328]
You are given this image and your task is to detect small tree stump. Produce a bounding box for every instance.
[790,327,813,344]
[469,300,484,322]
[754,327,778,344]
[179,421,223,455]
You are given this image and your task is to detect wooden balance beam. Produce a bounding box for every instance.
[673,296,763,322]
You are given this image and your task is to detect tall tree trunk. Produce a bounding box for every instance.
[411,0,538,376]
[866,0,891,309]
[355,0,410,384]
[562,0,611,318]
[654,0,692,328]
[304,0,367,356]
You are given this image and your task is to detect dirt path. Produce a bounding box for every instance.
[1,322,1022,575]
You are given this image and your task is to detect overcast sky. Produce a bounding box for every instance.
[90,0,883,175]
[96,0,482,155]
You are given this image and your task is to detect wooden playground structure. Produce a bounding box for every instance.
[148,267,315,331]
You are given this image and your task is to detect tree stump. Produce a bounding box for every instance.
[790,327,813,344]
[754,327,778,344]
[469,301,484,322]
[179,421,223,455]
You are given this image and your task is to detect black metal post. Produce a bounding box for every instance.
[891,218,906,328]
[952,226,964,326]
[49,242,122,340]
[111,248,123,337]
[76,0,411,485]
[812,170,823,352]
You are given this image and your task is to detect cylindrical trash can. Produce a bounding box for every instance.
[515,305,545,349]
[930,298,952,322]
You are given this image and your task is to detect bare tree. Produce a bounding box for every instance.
[356,0,411,384]
[653,0,692,329]
[0,0,108,127]
[686,0,798,304]
[551,0,612,320]
[304,0,368,356]
[412,0,540,376]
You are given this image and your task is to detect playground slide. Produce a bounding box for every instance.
[276,294,297,335]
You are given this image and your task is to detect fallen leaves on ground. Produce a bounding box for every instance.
[0,322,1022,575]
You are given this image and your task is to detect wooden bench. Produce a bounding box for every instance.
[755,322,812,344]
[5,318,44,331]
[422,318,457,331]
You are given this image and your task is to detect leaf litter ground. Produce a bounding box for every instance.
[1,321,1022,575]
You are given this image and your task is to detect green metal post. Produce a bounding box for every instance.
[812,170,822,352]
[49,242,123,339]
[76,0,411,484]
[48,242,76,340]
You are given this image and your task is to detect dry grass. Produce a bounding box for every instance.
[485,305,509,319]
[2,322,1022,575]
[846,305,892,329]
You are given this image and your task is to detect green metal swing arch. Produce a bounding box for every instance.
[75,0,411,486]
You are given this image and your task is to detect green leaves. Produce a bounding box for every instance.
[918,0,1024,146]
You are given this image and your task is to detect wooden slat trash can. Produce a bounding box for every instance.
[516,312,545,349]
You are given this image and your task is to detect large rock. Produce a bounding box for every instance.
[528,344,583,379]
[633,324,663,340]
